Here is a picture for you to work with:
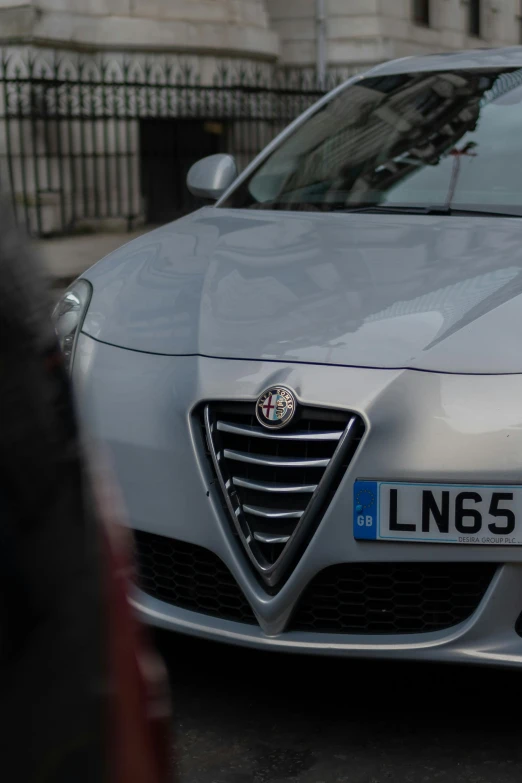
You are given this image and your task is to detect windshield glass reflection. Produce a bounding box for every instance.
[223,68,522,216]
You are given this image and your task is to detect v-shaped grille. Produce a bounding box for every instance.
[202,401,365,589]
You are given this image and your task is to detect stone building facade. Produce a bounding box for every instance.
[1,1,519,75]
[269,0,522,77]
[0,0,520,234]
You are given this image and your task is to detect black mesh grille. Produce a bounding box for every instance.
[289,562,497,634]
[133,530,257,625]
[133,532,496,635]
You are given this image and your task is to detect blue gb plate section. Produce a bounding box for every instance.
[353,480,378,540]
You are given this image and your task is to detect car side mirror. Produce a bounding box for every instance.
[186,154,238,200]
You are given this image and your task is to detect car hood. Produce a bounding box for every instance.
[82,207,522,374]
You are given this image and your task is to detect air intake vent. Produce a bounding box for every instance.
[133,530,257,625]
[201,400,364,589]
[289,562,496,634]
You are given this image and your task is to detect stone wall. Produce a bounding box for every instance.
[381,0,520,58]
[266,0,521,76]
[2,1,520,76]
[0,0,279,61]
[266,0,383,75]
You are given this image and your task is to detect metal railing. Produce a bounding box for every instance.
[0,51,338,236]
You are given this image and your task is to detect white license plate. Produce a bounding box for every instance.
[353,480,522,545]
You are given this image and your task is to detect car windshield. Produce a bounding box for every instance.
[222,67,522,216]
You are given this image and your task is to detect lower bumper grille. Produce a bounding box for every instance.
[289,562,497,634]
[133,530,257,625]
[133,531,496,636]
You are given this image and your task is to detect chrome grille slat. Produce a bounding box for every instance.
[202,402,365,589]
[253,532,291,545]
[217,420,343,441]
[223,449,330,469]
[243,505,304,520]
[232,476,317,494]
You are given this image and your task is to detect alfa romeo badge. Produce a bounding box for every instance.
[256,386,296,430]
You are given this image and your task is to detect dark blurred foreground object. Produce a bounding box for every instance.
[0,195,174,783]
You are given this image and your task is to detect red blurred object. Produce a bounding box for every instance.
[92,453,174,783]
[103,527,172,783]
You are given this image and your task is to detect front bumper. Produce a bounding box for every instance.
[131,561,522,667]
[75,334,522,667]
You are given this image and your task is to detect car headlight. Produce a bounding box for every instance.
[51,279,92,372]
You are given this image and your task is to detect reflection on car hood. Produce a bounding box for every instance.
[82,207,522,374]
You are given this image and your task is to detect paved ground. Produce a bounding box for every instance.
[33,228,152,287]
[157,631,521,783]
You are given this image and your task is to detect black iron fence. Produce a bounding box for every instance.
[0,51,338,236]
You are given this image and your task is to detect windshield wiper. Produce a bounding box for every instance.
[336,204,522,218]
[247,201,323,212]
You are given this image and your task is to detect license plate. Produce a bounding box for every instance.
[353,480,522,545]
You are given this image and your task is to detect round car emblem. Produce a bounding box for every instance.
[256,386,296,430]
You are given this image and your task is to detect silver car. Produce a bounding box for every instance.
[55,47,522,668]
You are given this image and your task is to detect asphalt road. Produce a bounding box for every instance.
[157,631,521,783]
